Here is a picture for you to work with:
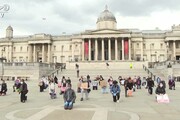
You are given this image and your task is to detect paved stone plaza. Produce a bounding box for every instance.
[0,75,180,120]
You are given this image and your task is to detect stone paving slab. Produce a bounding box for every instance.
[0,80,180,120]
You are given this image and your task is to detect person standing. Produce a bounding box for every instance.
[76,64,80,78]
[19,79,28,103]
[110,80,121,102]
[124,78,128,97]
[147,77,154,95]
[63,83,76,110]
[80,77,91,101]
[77,69,80,78]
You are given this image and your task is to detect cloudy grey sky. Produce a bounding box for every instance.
[1,0,180,38]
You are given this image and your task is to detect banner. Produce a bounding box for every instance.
[124,40,129,55]
[84,42,89,57]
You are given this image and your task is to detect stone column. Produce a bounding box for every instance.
[115,38,118,60]
[71,44,74,61]
[102,39,104,61]
[28,44,32,62]
[82,40,84,61]
[48,44,51,63]
[129,38,131,60]
[42,44,45,62]
[166,42,169,60]
[9,45,12,62]
[173,41,176,60]
[88,39,91,61]
[108,38,111,61]
[141,42,143,61]
[95,38,98,61]
[122,38,124,60]
[33,44,36,62]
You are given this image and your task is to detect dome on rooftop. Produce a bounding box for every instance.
[6,26,13,30]
[97,6,116,23]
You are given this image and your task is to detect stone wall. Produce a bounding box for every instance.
[1,62,54,81]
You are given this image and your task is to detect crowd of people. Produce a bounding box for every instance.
[0,74,177,109]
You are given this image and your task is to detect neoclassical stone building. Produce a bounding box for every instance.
[0,7,180,64]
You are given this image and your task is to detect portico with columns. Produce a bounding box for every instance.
[28,43,52,63]
[26,34,52,63]
[81,36,131,61]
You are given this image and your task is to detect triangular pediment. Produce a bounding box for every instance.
[82,29,130,35]
[92,29,129,34]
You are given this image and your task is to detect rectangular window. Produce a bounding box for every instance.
[54,46,56,51]
[20,47,22,51]
[160,43,163,49]
[151,43,154,49]
[137,43,139,48]
[143,43,146,49]
[14,47,16,52]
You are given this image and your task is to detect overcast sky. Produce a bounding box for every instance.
[1,0,180,38]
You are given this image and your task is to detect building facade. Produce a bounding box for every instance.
[0,7,180,64]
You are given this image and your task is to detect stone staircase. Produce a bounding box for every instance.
[57,68,149,80]
[148,68,167,81]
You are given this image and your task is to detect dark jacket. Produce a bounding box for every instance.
[155,86,166,95]
[126,82,133,90]
[63,88,76,102]
[20,82,28,94]
[1,83,7,92]
[168,80,175,86]
[147,80,154,87]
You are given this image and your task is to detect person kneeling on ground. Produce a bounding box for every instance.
[0,80,7,96]
[155,83,166,95]
[63,83,76,110]
[110,80,121,103]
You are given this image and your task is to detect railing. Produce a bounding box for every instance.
[3,62,55,68]
[143,64,156,80]
[153,60,180,68]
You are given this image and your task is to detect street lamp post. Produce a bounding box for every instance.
[166,43,169,61]
[1,48,5,80]
[150,43,152,68]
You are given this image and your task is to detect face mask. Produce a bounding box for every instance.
[21,82,23,84]
[160,84,163,87]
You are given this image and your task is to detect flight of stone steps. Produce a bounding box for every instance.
[148,68,167,81]
[57,69,149,80]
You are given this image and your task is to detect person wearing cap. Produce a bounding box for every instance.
[110,80,121,103]
[63,83,76,110]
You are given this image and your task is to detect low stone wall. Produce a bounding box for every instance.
[0,62,54,81]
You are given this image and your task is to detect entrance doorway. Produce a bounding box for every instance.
[176,56,180,60]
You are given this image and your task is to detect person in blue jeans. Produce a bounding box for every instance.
[63,83,76,110]
[110,80,121,103]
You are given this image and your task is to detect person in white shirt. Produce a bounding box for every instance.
[49,79,56,99]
